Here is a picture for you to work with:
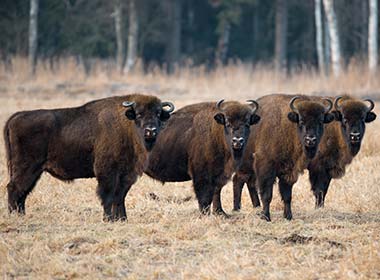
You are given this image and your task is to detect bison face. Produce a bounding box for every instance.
[123,100,175,151]
[332,97,376,156]
[214,100,260,160]
[288,97,334,159]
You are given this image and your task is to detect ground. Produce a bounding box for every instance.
[0,64,379,279]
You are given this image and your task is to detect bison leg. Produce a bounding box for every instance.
[96,173,119,222]
[7,168,42,215]
[278,178,293,220]
[232,174,245,211]
[256,170,275,222]
[247,175,260,208]
[112,174,137,221]
[193,178,214,215]
[309,169,331,208]
[212,185,230,218]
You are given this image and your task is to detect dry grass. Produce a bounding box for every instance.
[0,58,380,279]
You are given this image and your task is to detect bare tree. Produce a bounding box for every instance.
[315,0,325,73]
[215,22,231,65]
[114,0,124,73]
[275,0,288,73]
[28,0,39,76]
[165,0,182,74]
[368,0,378,73]
[323,0,341,77]
[124,0,138,73]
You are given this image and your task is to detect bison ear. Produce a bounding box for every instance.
[125,108,136,120]
[214,113,225,125]
[331,110,342,121]
[287,112,299,123]
[250,114,261,125]
[324,113,335,124]
[160,111,171,122]
[365,112,376,123]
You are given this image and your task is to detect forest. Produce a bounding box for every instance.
[0,0,378,76]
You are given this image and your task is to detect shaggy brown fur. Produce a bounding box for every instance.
[231,94,334,221]
[4,94,174,221]
[146,101,260,216]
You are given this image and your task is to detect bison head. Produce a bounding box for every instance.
[214,99,261,160]
[332,96,376,156]
[288,96,335,159]
[122,98,175,151]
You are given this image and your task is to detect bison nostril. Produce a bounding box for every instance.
[305,136,317,146]
[145,127,157,138]
[350,132,360,141]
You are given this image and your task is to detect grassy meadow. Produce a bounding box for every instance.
[0,58,380,279]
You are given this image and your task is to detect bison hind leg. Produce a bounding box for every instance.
[7,168,43,215]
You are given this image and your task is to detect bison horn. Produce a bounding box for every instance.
[289,96,301,113]
[322,98,333,113]
[122,101,136,108]
[162,102,175,113]
[334,96,344,111]
[216,99,225,110]
[363,99,375,112]
[246,100,259,114]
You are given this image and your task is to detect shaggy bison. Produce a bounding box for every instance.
[231,94,334,221]
[145,100,260,216]
[4,94,174,221]
[308,96,376,207]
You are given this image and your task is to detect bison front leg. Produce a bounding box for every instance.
[212,185,230,218]
[96,173,119,222]
[112,174,137,221]
[193,178,214,215]
[232,174,246,211]
[247,175,260,208]
[256,167,275,222]
[278,178,294,220]
[309,169,331,208]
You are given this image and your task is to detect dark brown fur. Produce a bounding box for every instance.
[4,94,173,221]
[231,94,334,221]
[146,101,260,216]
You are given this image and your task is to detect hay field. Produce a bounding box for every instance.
[0,61,380,279]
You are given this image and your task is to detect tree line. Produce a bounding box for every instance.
[0,0,378,76]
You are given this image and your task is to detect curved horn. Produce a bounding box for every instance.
[161,101,175,113]
[363,99,375,112]
[246,99,259,114]
[122,101,136,108]
[216,99,225,110]
[334,96,344,111]
[289,96,300,113]
[322,98,333,113]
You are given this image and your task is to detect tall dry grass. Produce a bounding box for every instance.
[0,57,379,279]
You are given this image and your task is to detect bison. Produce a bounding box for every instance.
[308,96,376,207]
[145,100,260,216]
[4,94,174,221]
[230,94,335,221]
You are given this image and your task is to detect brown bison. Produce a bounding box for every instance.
[145,100,260,216]
[233,95,377,213]
[230,94,334,221]
[308,96,376,207]
[4,94,174,221]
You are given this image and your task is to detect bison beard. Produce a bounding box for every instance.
[4,94,174,221]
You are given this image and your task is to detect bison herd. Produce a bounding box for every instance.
[3,93,376,222]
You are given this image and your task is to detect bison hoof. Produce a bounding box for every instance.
[232,207,241,212]
[259,212,271,222]
[284,212,293,220]
[214,209,231,219]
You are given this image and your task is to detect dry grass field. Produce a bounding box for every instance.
[0,59,380,279]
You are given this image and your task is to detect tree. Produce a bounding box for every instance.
[114,0,124,73]
[314,0,325,73]
[28,0,39,76]
[124,0,138,73]
[165,0,182,73]
[274,0,288,73]
[368,0,378,74]
[323,0,341,77]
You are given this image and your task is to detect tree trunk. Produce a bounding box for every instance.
[215,22,231,65]
[324,15,331,74]
[361,0,368,54]
[114,0,124,73]
[28,0,39,76]
[315,0,325,73]
[323,0,341,77]
[124,0,138,73]
[165,0,182,74]
[275,0,288,73]
[368,0,378,73]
